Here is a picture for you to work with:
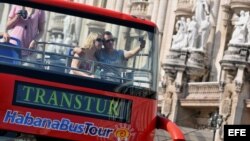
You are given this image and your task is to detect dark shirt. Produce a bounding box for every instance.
[95,49,125,82]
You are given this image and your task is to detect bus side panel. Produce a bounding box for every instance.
[0,73,157,141]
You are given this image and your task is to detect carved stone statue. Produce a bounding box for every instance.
[221,93,232,119]
[193,0,210,23]
[187,16,199,48]
[171,17,188,50]
[221,73,234,120]
[229,10,249,44]
[163,92,173,118]
[199,15,211,50]
[246,12,250,43]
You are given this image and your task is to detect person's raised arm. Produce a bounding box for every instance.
[124,39,145,59]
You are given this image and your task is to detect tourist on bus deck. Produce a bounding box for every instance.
[3,5,45,66]
[70,32,103,78]
[94,31,145,82]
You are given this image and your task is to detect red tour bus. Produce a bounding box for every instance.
[0,0,185,140]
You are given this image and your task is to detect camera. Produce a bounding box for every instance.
[139,37,144,42]
[17,9,28,19]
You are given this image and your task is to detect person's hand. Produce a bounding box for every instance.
[3,32,10,42]
[29,40,37,49]
[89,74,95,78]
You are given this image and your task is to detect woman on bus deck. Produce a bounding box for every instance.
[70,32,103,78]
[3,5,45,66]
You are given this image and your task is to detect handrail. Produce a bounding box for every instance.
[157,116,185,141]
[0,40,153,86]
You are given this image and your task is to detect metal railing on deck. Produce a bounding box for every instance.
[0,38,152,88]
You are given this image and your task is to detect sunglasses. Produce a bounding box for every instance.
[95,38,103,42]
[103,38,115,43]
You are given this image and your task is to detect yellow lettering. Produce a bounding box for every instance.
[96,98,107,113]
[47,91,58,106]
[60,92,73,108]
[108,100,120,116]
[84,96,95,111]
[22,86,34,101]
[74,95,83,109]
[34,88,46,104]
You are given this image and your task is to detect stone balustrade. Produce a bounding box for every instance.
[175,0,194,17]
[187,82,220,98]
[50,14,66,30]
[180,82,220,107]
[230,0,250,12]
[130,0,150,19]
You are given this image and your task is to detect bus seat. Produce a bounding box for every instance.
[0,36,21,65]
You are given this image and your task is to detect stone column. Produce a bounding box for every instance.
[0,4,10,33]
[116,1,131,50]
[151,0,160,23]
[111,0,124,38]
[156,0,168,49]
[214,1,232,81]
[204,0,221,81]
[123,0,131,14]
[147,0,154,18]
[156,0,168,33]
[159,0,177,72]
[105,0,116,31]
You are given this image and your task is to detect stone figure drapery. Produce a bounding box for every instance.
[171,17,188,50]
[199,15,211,49]
[187,16,199,48]
[229,10,249,44]
[193,0,209,23]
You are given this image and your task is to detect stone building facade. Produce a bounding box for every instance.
[158,0,250,141]
[1,0,250,140]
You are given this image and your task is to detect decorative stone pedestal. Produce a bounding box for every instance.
[186,50,206,82]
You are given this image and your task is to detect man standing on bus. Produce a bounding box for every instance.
[94,31,145,82]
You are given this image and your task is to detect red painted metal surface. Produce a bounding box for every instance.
[157,116,185,141]
[0,73,157,140]
[26,0,156,27]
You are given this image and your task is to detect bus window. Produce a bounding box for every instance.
[0,3,157,93]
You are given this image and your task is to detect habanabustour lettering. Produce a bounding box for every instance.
[14,82,132,122]
[3,110,114,138]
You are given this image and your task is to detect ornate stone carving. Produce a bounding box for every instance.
[229,10,249,44]
[230,0,250,12]
[235,80,243,92]
[187,16,199,48]
[199,15,211,50]
[219,81,226,92]
[171,17,188,50]
[163,92,173,118]
[130,0,150,19]
[175,0,194,17]
[186,51,206,81]
[221,78,233,120]
[221,96,232,119]
[180,82,220,107]
[193,0,210,24]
